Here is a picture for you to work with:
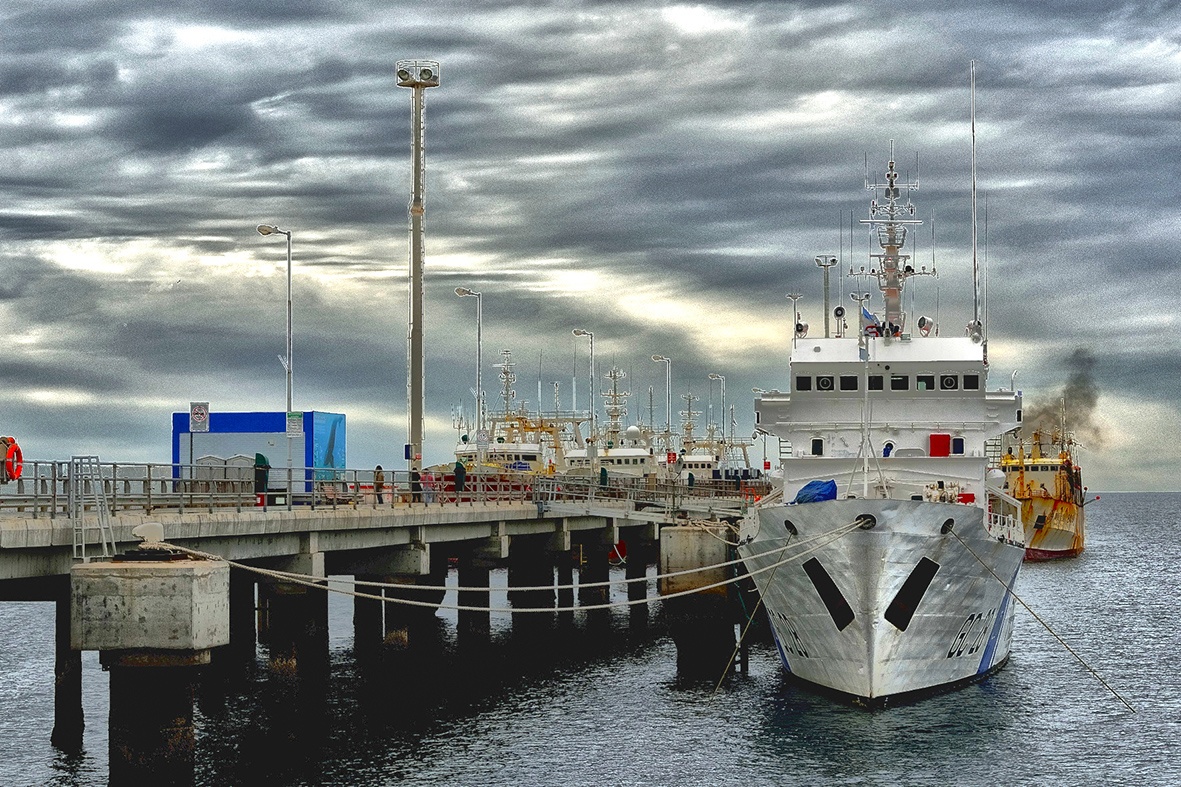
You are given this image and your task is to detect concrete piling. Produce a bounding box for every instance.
[71,553,230,783]
[659,525,738,676]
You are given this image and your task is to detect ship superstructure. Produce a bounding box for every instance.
[738,152,1026,703]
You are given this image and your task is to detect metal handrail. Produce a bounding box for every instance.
[0,459,764,518]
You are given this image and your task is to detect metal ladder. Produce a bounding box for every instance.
[70,455,115,562]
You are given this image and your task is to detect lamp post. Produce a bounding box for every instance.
[708,373,726,446]
[257,224,294,504]
[572,330,595,442]
[455,288,483,435]
[397,59,441,473]
[256,225,293,414]
[651,355,671,452]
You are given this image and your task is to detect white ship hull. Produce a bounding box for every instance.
[738,498,1023,702]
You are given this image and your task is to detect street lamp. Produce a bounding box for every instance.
[651,355,671,451]
[572,330,595,444]
[256,224,293,414]
[455,287,483,435]
[397,59,441,473]
[708,373,726,446]
[257,223,293,505]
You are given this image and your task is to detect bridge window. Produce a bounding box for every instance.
[810,437,824,456]
[917,374,935,391]
[868,375,884,391]
[890,375,909,391]
[840,375,858,391]
[816,375,835,392]
[951,437,965,455]
[795,375,812,392]
[940,374,959,390]
[963,374,980,390]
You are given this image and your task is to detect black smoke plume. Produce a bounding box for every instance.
[1022,349,1104,448]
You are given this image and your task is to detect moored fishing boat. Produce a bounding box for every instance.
[999,419,1087,560]
[739,143,1026,703]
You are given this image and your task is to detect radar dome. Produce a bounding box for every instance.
[625,425,642,441]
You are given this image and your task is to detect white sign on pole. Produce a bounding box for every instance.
[286,411,304,435]
[190,402,210,433]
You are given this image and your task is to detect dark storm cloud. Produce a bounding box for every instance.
[1,0,1179,486]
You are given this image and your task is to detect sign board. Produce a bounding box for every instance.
[286,411,303,435]
[666,452,677,465]
[764,460,772,470]
[476,428,490,447]
[190,402,210,433]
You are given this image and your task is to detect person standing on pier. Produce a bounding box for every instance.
[410,469,422,503]
[422,469,435,503]
[374,465,385,504]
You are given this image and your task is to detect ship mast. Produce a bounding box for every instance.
[857,145,930,331]
[602,366,630,448]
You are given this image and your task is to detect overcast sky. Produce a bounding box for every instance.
[1,1,1178,490]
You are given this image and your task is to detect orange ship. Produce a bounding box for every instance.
[999,427,1087,561]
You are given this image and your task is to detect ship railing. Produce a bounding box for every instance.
[985,511,1025,546]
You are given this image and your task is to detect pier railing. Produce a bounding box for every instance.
[0,461,542,518]
[0,460,771,519]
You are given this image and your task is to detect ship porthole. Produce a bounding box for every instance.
[784,520,798,536]
[941,518,955,534]
[856,514,877,530]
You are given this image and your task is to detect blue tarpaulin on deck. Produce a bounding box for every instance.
[791,479,837,504]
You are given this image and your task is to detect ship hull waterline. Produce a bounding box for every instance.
[738,498,1023,704]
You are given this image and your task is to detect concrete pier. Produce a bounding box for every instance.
[71,552,230,782]
[659,525,737,676]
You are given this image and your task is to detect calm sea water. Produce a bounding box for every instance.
[2,492,1178,786]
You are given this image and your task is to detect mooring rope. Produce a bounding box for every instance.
[951,529,1136,713]
[160,522,861,615]
[184,520,846,596]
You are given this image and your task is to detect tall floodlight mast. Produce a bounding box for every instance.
[397,59,440,472]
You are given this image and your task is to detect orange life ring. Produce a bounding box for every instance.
[5,441,22,480]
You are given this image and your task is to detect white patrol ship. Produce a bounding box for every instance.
[738,150,1026,703]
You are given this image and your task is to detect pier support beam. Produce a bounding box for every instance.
[71,554,229,784]
[217,567,256,669]
[659,525,737,676]
[51,589,84,750]
[625,540,651,631]
[508,537,554,640]
[556,552,574,630]
[105,650,206,785]
[456,551,492,644]
[353,573,384,655]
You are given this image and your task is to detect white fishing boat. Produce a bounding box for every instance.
[563,366,662,477]
[738,141,1026,702]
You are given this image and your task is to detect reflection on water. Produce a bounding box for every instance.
[2,494,1180,786]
